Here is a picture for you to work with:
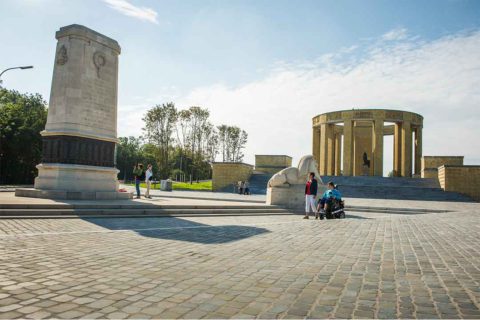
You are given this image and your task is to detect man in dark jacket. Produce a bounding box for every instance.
[304,172,318,219]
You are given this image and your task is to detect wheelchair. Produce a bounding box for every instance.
[321,198,346,220]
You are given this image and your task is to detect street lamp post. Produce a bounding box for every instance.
[0,65,34,86]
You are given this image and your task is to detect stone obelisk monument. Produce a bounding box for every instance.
[16,24,131,200]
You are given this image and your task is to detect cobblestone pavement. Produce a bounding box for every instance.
[1,210,480,319]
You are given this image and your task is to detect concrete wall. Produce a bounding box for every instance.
[438,165,480,201]
[212,162,254,191]
[421,156,464,178]
[255,155,292,174]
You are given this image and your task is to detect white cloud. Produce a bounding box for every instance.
[103,0,158,24]
[118,28,480,170]
[382,27,408,41]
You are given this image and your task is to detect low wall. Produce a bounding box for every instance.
[212,162,254,192]
[255,155,292,174]
[438,165,480,201]
[421,156,464,178]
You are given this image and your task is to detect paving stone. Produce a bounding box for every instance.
[0,207,479,318]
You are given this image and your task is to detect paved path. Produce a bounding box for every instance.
[122,185,266,203]
[1,207,480,319]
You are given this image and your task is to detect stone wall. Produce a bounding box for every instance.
[212,162,254,191]
[421,156,464,179]
[255,155,292,174]
[438,165,480,201]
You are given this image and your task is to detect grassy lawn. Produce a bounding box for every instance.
[128,180,212,191]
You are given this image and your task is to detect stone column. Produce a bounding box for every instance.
[312,127,320,166]
[343,120,354,176]
[19,24,130,200]
[414,126,423,176]
[393,122,402,177]
[334,134,342,176]
[401,121,413,177]
[319,123,334,175]
[319,124,328,175]
[327,125,335,175]
[372,119,384,176]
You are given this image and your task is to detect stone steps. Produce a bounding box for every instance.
[321,176,473,202]
[248,173,274,195]
[0,203,290,218]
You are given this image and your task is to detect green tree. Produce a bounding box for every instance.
[217,125,248,162]
[0,88,47,184]
[116,136,142,181]
[143,103,177,179]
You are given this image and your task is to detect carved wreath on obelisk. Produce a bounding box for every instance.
[93,51,106,77]
[56,45,68,65]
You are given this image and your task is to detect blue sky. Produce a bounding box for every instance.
[1,0,479,173]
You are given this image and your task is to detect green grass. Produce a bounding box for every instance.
[172,181,212,191]
[128,180,212,191]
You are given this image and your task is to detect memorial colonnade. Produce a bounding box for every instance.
[312,109,423,177]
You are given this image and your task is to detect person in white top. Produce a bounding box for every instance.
[145,164,153,199]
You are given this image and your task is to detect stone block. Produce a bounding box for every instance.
[255,155,292,174]
[438,165,480,201]
[212,162,254,191]
[160,180,172,191]
[266,184,326,210]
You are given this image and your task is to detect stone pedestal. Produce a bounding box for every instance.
[266,184,326,211]
[362,164,370,176]
[15,24,131,200]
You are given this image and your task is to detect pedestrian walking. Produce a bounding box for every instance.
[304,172,318,219]
[145,164,153,199]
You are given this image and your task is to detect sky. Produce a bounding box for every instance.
[1,0,479,174]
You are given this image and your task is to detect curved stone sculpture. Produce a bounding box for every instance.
[268,155,322,187]
[266,155,326,209]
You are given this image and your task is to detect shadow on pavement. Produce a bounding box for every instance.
[345,214,371,219]
[83,217,270,244]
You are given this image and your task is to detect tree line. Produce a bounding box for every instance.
[0,88,248,184]
[117,103,248,182]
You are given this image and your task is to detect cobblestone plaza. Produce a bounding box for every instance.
[1,203,479,319]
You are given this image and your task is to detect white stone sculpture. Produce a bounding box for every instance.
[268,155,323,187]
[266,155,326,210]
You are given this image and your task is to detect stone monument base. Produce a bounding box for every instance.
[15,188,132,200]
[15,163,132,200]
[266,184,327,211]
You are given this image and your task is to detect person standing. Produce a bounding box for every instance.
[133,164,145,199]
[304,172,318,219]
[145,164,153,199]
[244,181,250,195]
[238,181,244,195]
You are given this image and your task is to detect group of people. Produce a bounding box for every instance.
[304,172,342,219]
[237,181,250,195]
[133,163,153,199]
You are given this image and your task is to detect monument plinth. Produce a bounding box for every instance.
[16,24,131,200]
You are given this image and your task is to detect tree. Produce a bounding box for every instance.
[0,89,47,184]
[116,136,142,181]
[143,103,177,179]
[187,106,209,182]
[217,125,248,162]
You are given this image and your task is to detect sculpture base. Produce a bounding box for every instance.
[15,188,132,200]
[266,184,326,211]
[15,163,132,200]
